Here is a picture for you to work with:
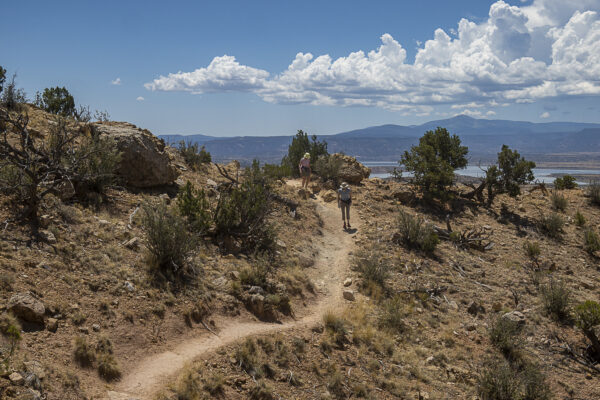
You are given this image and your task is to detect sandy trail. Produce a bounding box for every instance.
[107,181,356,400]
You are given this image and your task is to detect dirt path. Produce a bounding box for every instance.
[106,181,357,400]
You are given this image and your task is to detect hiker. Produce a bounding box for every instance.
[337,182,352,230]
[299,152,311,189]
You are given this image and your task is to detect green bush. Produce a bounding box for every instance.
[395,210,439,253]
[0,65,6,93]
[584,229,600,254]
[550,191,567,212]
[281,130,328,177]
[588,182,600,206]
[575,211,586,226]
[489,317,522,360]
[538,212,564,239]
[41,86,75,116]
[314,154,342,185]
[554,175,577,190]
[0,313,21,360]
[176,181,211,234]
[178,141,211,170]
[523,241,541,260]
[541,280,571,322]
[484,145,535,205]
[400,127,468,199]
[214,161,275,252]
[142,201,196,280]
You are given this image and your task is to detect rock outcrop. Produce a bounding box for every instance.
[8,292,45,324]
[94,122,180,187]
[330,153,370,184]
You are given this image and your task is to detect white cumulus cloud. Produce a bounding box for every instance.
[111,78,121,85]
[145,0,600,113]
[540,111,551,118]
[136,96,145,101]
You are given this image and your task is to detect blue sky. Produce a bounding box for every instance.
[2,0,599,136]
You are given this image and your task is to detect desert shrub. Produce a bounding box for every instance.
[538,213,564,239]
[550,191,567,212]
[95,336,114,355]
[521,363,552,400]
[0,313,21,360]
[97,353,121,381]
[40,86,75,116]
[395,210,439,253]
[327,369,346,399]
[323,312,348,348]
[541,280,571,323]
[0,274,14,291]
[239,257,270,289]
[175,368,202,400]
[203,373,225,396]
[554,175,577,190]
[588,182,600,206]
[73,336,95,367]
[70,135,121,196]
[214,161,276,252]
[574,300,600,357]
[483,145,535,205]
[71,312,87,326]
[235,338,261,378]
[0,74,27,111]
[379,296,408,334]
[281,130,328,177]
[477,360,521,400]
[523,241,541,260]
[178,141,211,170]
[574,211,585,227]
[400,127,468,199]
[584,229,600,254]
[314,154,342,185]
[249,380,274,400]
[489,317,522,360]
[351,246,391,288]
[262,163,291,180]
[176,181,211,233]
[141,201,196,280]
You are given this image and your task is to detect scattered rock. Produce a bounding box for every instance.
[330,153,371,184]
[93,121,180,187]
[124,237,140,249]
[502,311,526,326]
[248,286,265,295]
[92,324,101,332]
[78,326,89,334]
[46,318,58,333]
[391,189,414,204]
[23,362,45,381]
[309,183,322,194]
[465,323,477,332]
[448,301,459,311]
[492,302,502,312]
[9,372,24,385]
[39,230,56,244]
[467,301,486,316]
[124,281,135,292]
[276,240,287,249]
[8,292,45,324]
[343,278,352,287]
[206,178,218,187]
[343,290,355,301]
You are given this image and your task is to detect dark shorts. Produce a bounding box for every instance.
[301,166,311,177]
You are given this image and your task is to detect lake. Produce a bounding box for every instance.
[363,162,600,184]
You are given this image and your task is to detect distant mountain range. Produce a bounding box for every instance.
[160,115,600,164]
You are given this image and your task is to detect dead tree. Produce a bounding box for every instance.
[434,215,494,250]
[0,108,114,231]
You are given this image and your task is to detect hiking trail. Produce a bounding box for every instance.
[106,180,357,400]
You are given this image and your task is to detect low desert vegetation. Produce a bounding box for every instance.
[541,280,571,323]
[178,140,212,170]
[538,212,564,239]
[554,175,577,190]
[550,191,568,212]
[394,209,439,253]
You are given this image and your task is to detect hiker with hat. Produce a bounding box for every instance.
[299,152,311,189]
[337,182,352,230]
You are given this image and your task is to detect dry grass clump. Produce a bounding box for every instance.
[550,191,568,212]
[523,241,540,261]
[538,212,564,239]
[97,353,121,381]
[73,336,95,367]
[395,210,439,254]
[489,317,523,361]
[583,229,600,254]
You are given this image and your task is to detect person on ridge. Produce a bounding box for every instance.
[337,182,352,230]
[299,152,311,189]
